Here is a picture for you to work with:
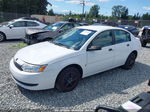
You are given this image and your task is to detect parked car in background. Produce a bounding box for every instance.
[92,21,118,27]
[102,21,118,27]
[92,23,106,26]
[95,80,150,112]
[10,26,141,92]
[118,25,139,37]
[138,26,150,47]
[20,17,50,25]
[0,18,46,42]
[23,21,81,45]
[79,22,89,26]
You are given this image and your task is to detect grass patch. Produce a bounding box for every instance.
[11,43,27,49]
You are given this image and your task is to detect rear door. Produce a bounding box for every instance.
[26,21,40,28]
[113,30,132,66]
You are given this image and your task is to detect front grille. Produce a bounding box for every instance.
[14,60,23,71]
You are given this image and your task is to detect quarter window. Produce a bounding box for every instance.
[91,31,113,48]
[114,30,131,44]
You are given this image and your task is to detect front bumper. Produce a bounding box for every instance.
[9,59,55,90]
[23,35,39,45]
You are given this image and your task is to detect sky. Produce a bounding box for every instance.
[47,0,150,16]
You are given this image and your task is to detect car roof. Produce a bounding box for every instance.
[77,25,123,32]
[143,26,150,29]
[119,25,135,27]
[56,21,70,24]
[13,18,39,22]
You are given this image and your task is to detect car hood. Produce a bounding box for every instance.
[14,42,76,64]
[26,28,49,35]
[0,25,8,29]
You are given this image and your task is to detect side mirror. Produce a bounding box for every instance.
[148,80,150,86]
[87,46,102,51]
[95,106,121,112]
[9,25,14,29]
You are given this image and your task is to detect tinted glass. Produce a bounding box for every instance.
[91,31,113,48]
[43,23,64,31]
[74,24,81,27]
[52,28,96,50]
[114,30,131,44]
[27,21,39,26]
[12,21,26,27]
[61,23,74,31]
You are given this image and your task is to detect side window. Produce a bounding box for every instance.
[91,31,113,48]
[12,21,26,27]
[114,30,131,44]
[27,21,39,27]
[74,24,80,27]
[61,24,74,31]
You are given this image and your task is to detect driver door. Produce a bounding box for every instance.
[85,30,115,76]
[7,21,26,39]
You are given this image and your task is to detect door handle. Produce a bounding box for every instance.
[108,48,113,51]
[127,44,130,47]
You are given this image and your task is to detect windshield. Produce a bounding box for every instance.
[0,20,14,26]
[51,28,96,50]
[43,23,64,31]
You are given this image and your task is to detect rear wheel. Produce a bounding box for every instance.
[0,32,5,42]
[55,67,81,92]
[141,40,147,47]
[122,52,137,70]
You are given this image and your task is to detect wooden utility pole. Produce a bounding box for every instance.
[80,0,85,19]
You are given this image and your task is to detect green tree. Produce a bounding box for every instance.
[132,13,141,20]
[89,5,100,18]
[0,0,49,14]
[142,13,150,20]
[48,9,55,16]
[112,5,128,19]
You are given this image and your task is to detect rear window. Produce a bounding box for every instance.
[142,29,150,36]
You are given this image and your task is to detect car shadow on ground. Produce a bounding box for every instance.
[0,39,22,43]
[145,44,150,48]
[146,46,150,48]
[19,62,150,108]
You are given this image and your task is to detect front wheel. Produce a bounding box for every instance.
[55,67,81,92]
[0,32,5,42]
[121,53,137,70]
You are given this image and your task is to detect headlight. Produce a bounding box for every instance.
[21,62,47,73]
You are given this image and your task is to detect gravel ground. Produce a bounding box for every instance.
[0,40,150,111]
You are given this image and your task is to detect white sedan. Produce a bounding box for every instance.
[9,26,141,92]
[0,18,46,42]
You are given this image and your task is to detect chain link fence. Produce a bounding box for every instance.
[72,18,150,28]
[0,12,150,28]
[0,12,30,22]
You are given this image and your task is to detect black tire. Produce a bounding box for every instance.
[0,32,5,42]
[55,67,81,92]
[121,53,137,70]
[27,39,38,45]
[141,40,147,47]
